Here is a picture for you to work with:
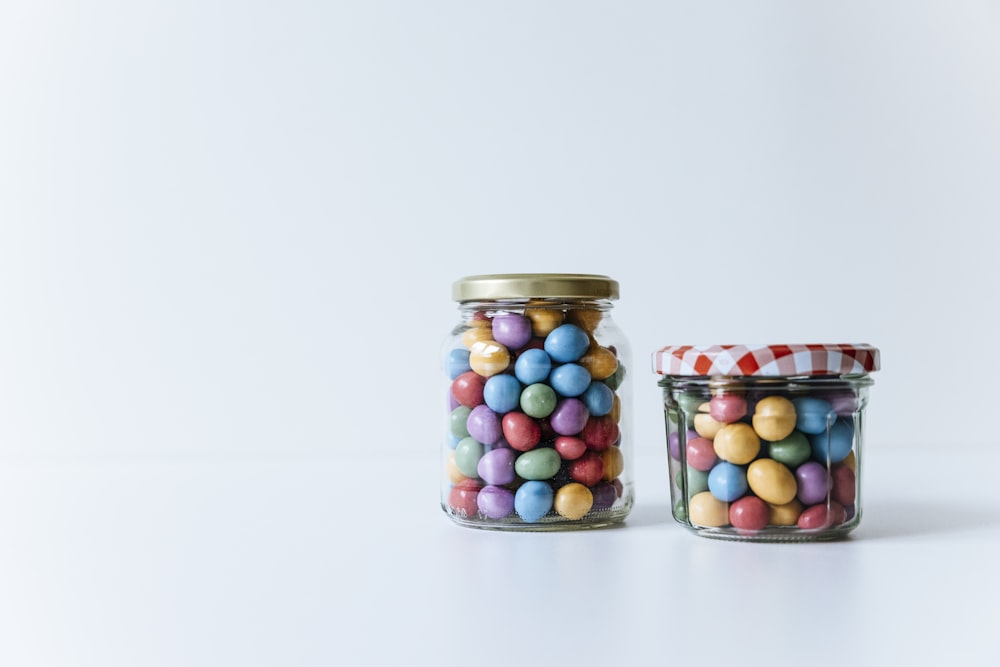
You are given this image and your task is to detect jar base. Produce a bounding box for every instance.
[676,517,860,542]
[443,503,632,532]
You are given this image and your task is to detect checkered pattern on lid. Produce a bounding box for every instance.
[653,344,880,377]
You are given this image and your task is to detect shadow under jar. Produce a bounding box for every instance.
[653,343,881,542]
[443,273,634,530]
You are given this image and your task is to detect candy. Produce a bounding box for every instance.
[831,464,856,505]
[693,412,724,440]
[466,405,503,445]
[566,308,603,332]
[525,308,564,337]
[746,458,797,505]
[713,423,760,465]
[449,406,472,439]
[686,437,718,472]
[477,448,517,485]
[469,340,511,377]
[767,431,812,467]
[515,448,561,481]
[451,371,486,408]
[491,313,532,349]
[549,363,592,397]
[554,483,594,520]
[792,397,835,434]
[709,395,747,424]
[809,418,854,463]
[795,461,832,505]
[730,495,769,531]
[669,429,699,460]
[708,461,748,502]
[554,435,587,460]
[520,383,557,418]
[514,348,552,385]
[482,374,522,414]
[767,499,803,526]
[752,396,797,441]
[578,345,618,380]
[544,324,591,363]
[501,411,542,452]
[797,501,847,530]
[581,381,614,416]
[447,348,472,379]
[591,481,618,510]
[569,451,605,486]
[580,415,619,451]
[514,480,555,522]
[602,446,624,480]
[549,398,590,436]
[477,485,515,519]
[454,437,485,478]
[688,491,729,527]
[448,479,483,518]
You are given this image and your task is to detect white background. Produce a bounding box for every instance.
[1,2,999,666]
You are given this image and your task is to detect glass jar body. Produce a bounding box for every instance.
[442,298,633,530]
[660,375,872,542]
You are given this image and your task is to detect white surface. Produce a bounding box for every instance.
[1,446,998,666]
[2,3,1000,664]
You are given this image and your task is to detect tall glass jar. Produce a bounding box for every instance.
[653,344,880,542]
[442,274,633,530]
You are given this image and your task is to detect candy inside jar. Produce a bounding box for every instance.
[654,344,880,542]
[443,274,633,531]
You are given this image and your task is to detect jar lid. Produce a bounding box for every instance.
[452,273,619,302]
[653,343,881,377]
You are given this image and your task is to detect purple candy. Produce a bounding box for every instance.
[668,429,698,460]
[591,481,617,510]
[477,448,517,485]
[492,314,532,350]
[795,461,832,505]
[549,398,590,436]
[466,404,503,445]
[477,485,515,519]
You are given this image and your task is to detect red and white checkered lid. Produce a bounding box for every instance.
[653,344,880,377]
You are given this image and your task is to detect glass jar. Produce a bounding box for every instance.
[653,344,880,542]
[442,273,633,530]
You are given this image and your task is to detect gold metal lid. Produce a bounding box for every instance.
[452,273,619,302]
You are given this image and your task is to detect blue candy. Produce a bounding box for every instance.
[549,363,591,397]
[483,374,522,414]
[708,461,748,502]
[447,348,472,379]
[809,417,854,463]
[514,480,554,522]
[793,397,836,434]
[514,348,552,385]
[582,381,614,416]
[543,324,590,363]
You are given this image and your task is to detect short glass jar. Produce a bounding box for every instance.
[653,344,880,542]
[442,273,633,530]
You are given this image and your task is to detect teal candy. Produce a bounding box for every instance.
[605,364,626,391]
[454,437,484,478]
[793,397,836,434]
[768,431,812,467]
[686,466,710,496]
[449,405,472,438]
[677,392,705,415]
[520,383,557,418]
[514,447,561,480]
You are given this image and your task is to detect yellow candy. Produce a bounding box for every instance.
[578,344,618,380]
[768,499,803,526]
[747,459,797,505]
[713,423,761,464]
[461,325,494,348]
[554,482,594,520]
[525,307,564,337]
[609,393,621,424]
[602,446,624,480]
[688,491,729,527]
[567,308,603,332]
[752,396,797,441]
[445,452,466,484]
[468,340,510,377]
[843,449,857,472]
[694,411,724,440]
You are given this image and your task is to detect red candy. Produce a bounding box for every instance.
[448,479,483,518]
[729,495,769,531]
[685,437,718,472]
[709,395,747,424]
[581,415,619,451]
[797,501,847,530]
[554,436,587,460]
[569,452,605,486]
[451,371,486,408]
[831,464,856,506]
[502,412,542,451]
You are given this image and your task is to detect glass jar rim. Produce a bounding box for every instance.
[452,273,619,302]
[653,343,880,377]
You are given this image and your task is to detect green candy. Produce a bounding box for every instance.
[454,437,484,478]
[605,364,626,391]
[514,447,561,480]
[520,383,557,418]
[768,431,812,467]
[449,405,472,439]
[673,498,688,522]
[676,392,705,416]
[685,466,710,496]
